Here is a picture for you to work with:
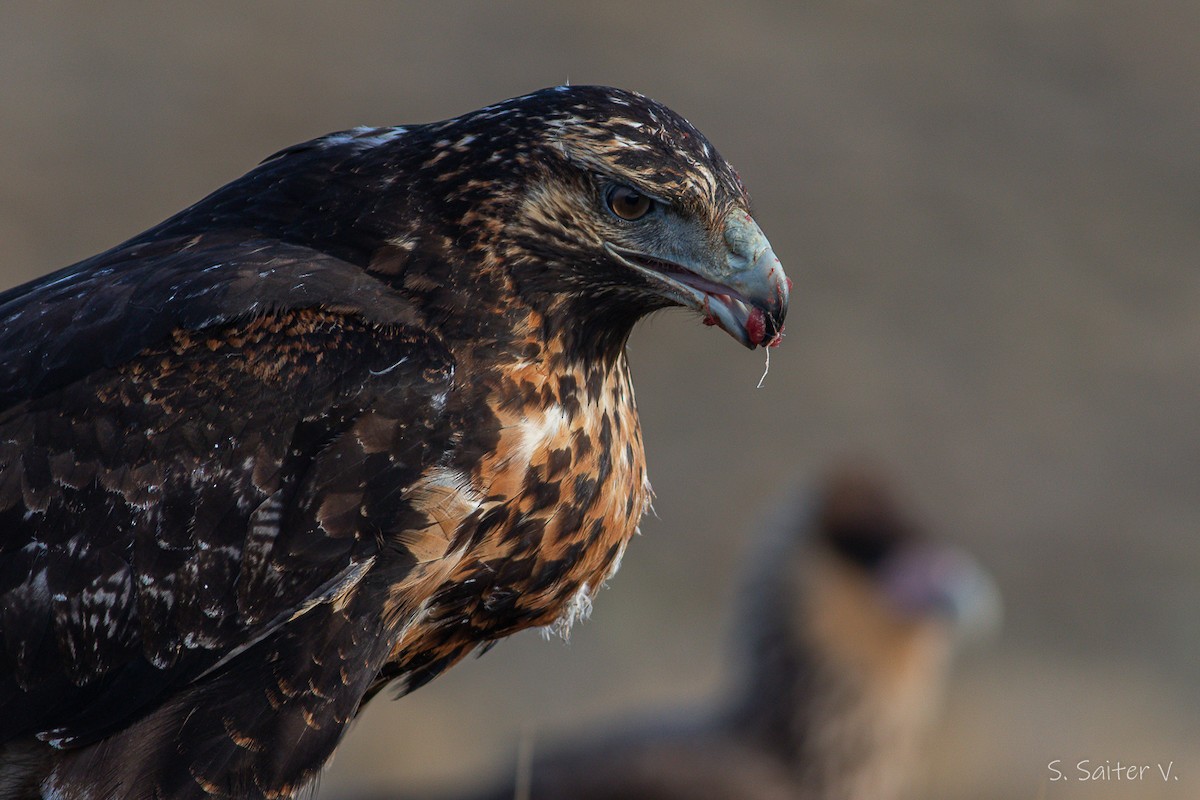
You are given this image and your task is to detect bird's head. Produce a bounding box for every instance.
[812,466,1002,637]
[403,86,789,356]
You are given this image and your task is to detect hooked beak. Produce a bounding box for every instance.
[604,211,789,349]
[879,544,1004,639]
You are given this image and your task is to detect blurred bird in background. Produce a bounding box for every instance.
[0,86,788,799]
[457,466,999,800]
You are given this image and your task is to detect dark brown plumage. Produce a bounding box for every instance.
[0,86,788,799]
[462,468,998,800]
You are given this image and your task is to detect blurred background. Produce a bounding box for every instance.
[1,2,1197,797]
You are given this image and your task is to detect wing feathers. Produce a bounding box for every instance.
[1,251,454,754]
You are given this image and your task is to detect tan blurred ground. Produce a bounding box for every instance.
[2,2,1197,798]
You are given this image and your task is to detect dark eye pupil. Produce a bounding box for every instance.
[608,186,652,220]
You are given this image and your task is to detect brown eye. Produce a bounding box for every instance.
[606,185,653,221]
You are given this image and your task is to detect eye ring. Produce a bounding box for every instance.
[606,185,654,221]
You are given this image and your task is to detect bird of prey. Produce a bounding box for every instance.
[0,86,788,799]
[465,467,999,800]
